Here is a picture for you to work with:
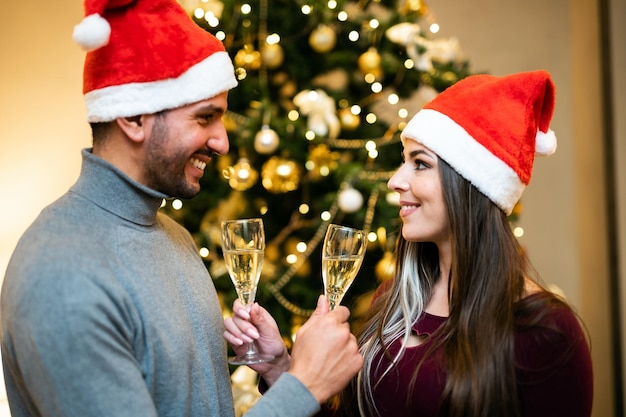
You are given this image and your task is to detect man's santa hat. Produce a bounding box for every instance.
[401,70,557,215]
[73,0,237,122]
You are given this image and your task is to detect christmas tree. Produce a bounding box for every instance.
[167,0,474,343]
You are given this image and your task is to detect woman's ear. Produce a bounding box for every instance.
[116,115,147,143]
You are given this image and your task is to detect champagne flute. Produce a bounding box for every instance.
[221,218,274,365]
[321,224,367,310]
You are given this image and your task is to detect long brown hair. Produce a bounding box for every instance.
[347,158,567,417]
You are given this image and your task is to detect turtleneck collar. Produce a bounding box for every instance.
[71,148,169,226]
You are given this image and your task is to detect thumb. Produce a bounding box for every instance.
[311,294,330,317]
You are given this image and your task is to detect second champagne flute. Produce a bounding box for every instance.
[321,224,367,310]
[221,218,274,365]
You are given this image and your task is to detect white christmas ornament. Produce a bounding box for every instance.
[386,22,464,71]
[293,89,341,139]
[254,125,280,154]
[338,187,364,213]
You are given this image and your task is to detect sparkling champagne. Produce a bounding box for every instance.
[322,255,364,310]
[224,249,264,306]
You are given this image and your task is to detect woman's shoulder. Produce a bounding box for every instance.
[514,290,590,364]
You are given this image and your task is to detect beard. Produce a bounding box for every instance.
[143,114,201,199]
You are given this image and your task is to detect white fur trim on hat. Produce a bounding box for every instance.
[84,51,237,122]
[401,108,524,215]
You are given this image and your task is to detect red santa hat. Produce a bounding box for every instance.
[73,0,237,122]
[401,70,557,215]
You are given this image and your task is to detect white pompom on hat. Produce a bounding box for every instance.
[73,0,238,122]
[401,70,557,215]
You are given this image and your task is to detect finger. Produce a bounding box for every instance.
[232,302,250,320]
[248,302,263,323]
[310,294,329,317]
[328,304,351,322]
[223,330,245,347]
[223,318,255,343]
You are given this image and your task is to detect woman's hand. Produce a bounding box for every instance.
[223,300,290,385]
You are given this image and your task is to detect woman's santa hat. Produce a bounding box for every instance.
[73,0,237,122]
[401,70,557,215]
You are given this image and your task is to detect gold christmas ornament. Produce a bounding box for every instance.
[231,366,262,415]
[223,158,258,191]
[261,156,302,193]
[265,243,282,262]
[307,144,339,180]
[234,45,262,70]
[279,80,297,98]
[400,0,428,16]
[358,47,382,78]
[261,43,284,69]
[254,125,280,154]
[309,24,336,53]
[339,108,361,130]
[375,251,396,281]
[294,259,311,278]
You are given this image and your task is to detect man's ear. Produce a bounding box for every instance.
[116,116,147,143]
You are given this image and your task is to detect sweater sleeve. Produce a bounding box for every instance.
[244,373,320,417]
[515,306,593,417]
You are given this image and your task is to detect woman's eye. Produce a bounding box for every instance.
[414,159,429,170]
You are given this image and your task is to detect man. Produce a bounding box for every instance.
[0,0,363,416]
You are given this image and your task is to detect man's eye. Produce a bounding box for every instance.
[198,113,220,123]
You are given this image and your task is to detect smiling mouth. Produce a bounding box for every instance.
[190,157,207,171]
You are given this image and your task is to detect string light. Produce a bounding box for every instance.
[172,199,183,210]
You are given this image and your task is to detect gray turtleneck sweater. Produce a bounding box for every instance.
[1,149,319,417]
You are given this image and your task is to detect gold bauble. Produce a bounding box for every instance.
[358,47,382,78]
[279,80,297,98]
[261,43,284,69]
[265,244,281,262]
[307,144,339,180]
[234,46,261,70]
[223,158,258,191]
[294,259,311,278]
[375,252,396,282]
[400,0,428,16]
[339,108,360,130]
[309,24,336,53]
[261,156,302,193]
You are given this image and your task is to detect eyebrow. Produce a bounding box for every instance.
[195,103,226,114]
[406,149,433,159]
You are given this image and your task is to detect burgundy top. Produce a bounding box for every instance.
[371,306,592,416]
[319,297,593,417]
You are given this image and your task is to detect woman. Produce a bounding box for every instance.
[224,70,593,417]
[333,70,593,416]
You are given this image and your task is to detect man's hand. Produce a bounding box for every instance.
[287,295,364,403]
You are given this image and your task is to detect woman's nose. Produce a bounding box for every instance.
[387,167,408,191]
